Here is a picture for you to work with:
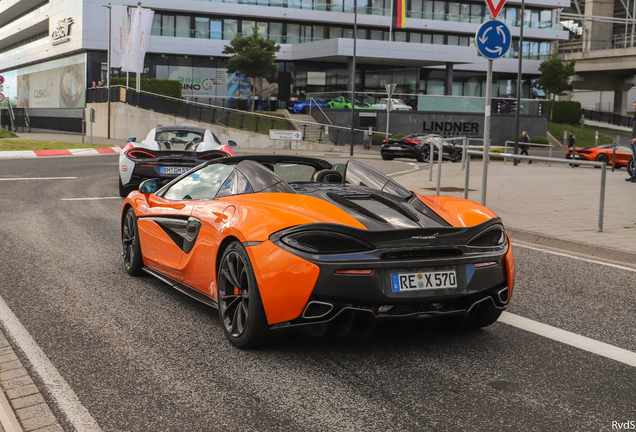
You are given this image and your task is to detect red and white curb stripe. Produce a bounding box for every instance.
[0,146,122,158]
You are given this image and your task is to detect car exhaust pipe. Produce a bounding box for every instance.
[302,301,334,319]
[497,288,509,305]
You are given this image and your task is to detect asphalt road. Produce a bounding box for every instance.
[1,155,635,431]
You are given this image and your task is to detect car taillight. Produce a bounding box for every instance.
[280,231,374,254]
[126,149,157,159]
[404,140,419,145]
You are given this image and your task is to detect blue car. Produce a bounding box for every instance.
[287,97,329,114]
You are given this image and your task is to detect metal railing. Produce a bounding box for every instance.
[463,151,608,232]
[559,34,636,53]
[581,108,634,128]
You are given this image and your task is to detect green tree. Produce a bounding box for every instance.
[222,26,280,112]
[536,51,576,119]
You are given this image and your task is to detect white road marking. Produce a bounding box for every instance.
[0,177,77,181]
[61,197,122,201]
[499,312,636,368]
[513,243,636,272]
[0,297,102,432]
[388,165,420,176]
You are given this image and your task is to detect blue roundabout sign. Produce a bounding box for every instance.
[475,20,511,60]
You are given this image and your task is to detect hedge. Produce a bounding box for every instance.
[111,78,182,99]
[550,101,582,124]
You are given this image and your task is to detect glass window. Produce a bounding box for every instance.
[301,25,312,42]
[433,1,445,20]
[460,4,470,22]
[313,25,326,40]
[432,34,444,44]
[427,80,445,95]
[459,36,469,46]
[448,35,458,45]
[162,164,235,201]
[452,82,463,96]
[540,10,552,27]
[449,3,460,22]
[357,28,367,39]
[422,33,432,44]
[371,29,383,40]
[344,28,354,38]
[176,16,190,38]
[210,20,222,40]
[471,4,483,23]
[504,6,518,26]
[330,27,343,38]
[224,19,238,40]
[287,24,300,43]
[409,32,422,43]
[195,17,209,39]
[242,20,256,36]
[394,31,406,42]
[464,79,481,96]
[410,0,423,18]
[152,14,162,36]
[216,171,253,198]
[256,22,268,37]
[423,0,433,19]
[270,22,283,43]
[162,15,175,37]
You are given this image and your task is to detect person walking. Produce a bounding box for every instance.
[520,130,532,164]
[567,130,576,148]
[628,101,636,182]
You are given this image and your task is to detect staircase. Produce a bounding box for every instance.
[287,113,328,144]
[12,108,30,132]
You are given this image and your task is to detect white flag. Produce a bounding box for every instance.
[110,5,129,69]
[121,7,154,74]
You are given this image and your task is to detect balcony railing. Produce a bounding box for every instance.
[559,34,636,53]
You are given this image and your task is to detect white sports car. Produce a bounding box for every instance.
[118,126,236,197]
[370,98,413,111]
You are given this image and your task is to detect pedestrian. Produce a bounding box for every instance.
[97,80,103,87]
[567,130,576,148]
[521,130,532,163]
[91,81,97,89]
[627,101,636,182]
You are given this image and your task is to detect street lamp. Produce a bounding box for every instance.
[349,0,357,157]
[513,0,525,165]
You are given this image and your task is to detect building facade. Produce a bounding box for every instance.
[0,0,569,132]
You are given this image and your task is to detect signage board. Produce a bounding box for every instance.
[359,112,377,117]
[0,93,4,103]
[484,0,505,19]
[269,130,302,141]
[475,20,511,60]
[0,76,4,85]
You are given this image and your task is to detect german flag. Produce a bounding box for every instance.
[392,0,406,29]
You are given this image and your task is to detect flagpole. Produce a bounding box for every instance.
[389,0,394,42]
[102,3,112,139]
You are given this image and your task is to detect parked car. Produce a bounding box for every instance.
[287,97,329,114]
[121,155,515,348]
[566,144,634,174]
[326,96,372,109]
[381,134,463,162]
[118,126,236,197]
[370,98,412,111]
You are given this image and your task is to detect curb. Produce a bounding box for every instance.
[507,227,636,266]
[0,147,122,159]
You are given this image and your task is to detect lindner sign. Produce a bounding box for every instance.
[52,17,74,46]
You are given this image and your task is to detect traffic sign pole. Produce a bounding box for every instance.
[482,59,493,207]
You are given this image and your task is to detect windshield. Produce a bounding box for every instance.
[343,159,412,199]
[156,130,205,144]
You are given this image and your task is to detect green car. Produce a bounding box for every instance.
[326,96,372,109]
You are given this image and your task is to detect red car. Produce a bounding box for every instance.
[566,144,635,175]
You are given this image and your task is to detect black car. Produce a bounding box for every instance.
[381,134,463,163]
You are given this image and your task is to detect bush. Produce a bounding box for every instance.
[372,133,388,146]
[530,136,549,144]
[550,101,581,124]
[111,78,182,99]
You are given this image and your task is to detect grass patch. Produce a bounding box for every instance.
[0,140,114,151]
[548,123,614,147]
[0,128,18,138]
[218,113,294,134]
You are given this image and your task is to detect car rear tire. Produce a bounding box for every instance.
[217,241,269,349]
[416,146,429,163]
[122,207,144,276]
[301,106,308,114]
[628,156,635,177]
[381,153,393,161]
[594,153,608,167]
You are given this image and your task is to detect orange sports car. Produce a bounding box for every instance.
[566,144,635,175]
[121,155,515,348]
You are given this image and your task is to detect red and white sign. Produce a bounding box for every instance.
[0,76,4,85]
[485,0,505,19]
[0,93,4,103]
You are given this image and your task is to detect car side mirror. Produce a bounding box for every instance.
[139,179,159,194]
[228,140,237,147]
[127,137,136,143]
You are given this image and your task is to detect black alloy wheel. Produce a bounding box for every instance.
[381,153,393,161]
[628,156,635,177]
[217,242,268,348]
[595,153,608,167]
[122,208,144,275]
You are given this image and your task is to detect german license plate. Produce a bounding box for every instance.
[391,270,457,292]
[389,146,402,150]
[160,166,190,175]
